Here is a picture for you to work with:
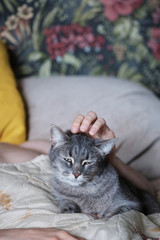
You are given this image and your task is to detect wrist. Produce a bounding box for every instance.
[107,151,118,166]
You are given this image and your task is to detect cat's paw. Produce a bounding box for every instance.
[59,200,81,214]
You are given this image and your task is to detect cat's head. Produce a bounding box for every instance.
[49,125,116,186]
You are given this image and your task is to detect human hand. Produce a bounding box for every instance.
[0,228,85,240]
[71,111,115,140]
[71,112,155,195]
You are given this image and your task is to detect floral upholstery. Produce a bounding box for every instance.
[0,0,160,95]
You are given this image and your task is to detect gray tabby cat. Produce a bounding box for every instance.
[49,125,160,219]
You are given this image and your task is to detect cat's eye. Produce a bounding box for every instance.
[64,158,72,164]
[82,160,93,166]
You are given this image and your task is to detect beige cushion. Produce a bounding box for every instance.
[19,76,160,179]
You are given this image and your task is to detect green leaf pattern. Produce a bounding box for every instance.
[0,0,160,95]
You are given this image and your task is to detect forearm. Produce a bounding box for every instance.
[109,155,155,195]
[20,139,50,154]
[0,228,85,240]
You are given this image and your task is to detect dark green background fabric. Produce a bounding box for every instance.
[0,0,160,95]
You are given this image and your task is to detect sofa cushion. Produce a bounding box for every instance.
[0,1,160,95]
[19,76,160,179]
[0,41,26,144]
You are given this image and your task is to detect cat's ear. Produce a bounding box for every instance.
[94,138,117,155]
[50,125,69,146]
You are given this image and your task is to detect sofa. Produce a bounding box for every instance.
[0,1,160,239]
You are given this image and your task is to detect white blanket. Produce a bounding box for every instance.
[0,155,160,240]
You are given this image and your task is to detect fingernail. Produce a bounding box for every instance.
[80,125,86,131]
[72,127,78,133]
[89,129,96,135]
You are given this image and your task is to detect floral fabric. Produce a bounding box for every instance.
[0,0,160,95]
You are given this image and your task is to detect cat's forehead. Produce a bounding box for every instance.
[70,133,93,146]
[68,133,93,158]
[71,144,88,158]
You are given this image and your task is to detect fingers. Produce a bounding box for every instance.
[71,114,84,133]
[89,118,106,136]
[71,111,97,134]
[80,111,97,132]
[71,111,115,140]
[89,117,115,140]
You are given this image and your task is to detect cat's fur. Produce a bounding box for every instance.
[49,125,160,219]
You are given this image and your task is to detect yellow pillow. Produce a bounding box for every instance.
[0,41,26,144]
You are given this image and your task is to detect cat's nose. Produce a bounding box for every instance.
[73,172,81,179]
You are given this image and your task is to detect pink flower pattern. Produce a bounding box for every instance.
[148,28,160,61]
[152,8,160,24]
[99,0,144,21]
[44,24,105,60]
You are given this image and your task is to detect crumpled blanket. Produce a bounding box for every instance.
[0,154,160,240]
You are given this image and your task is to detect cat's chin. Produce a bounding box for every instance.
[61,175,86,187]
[67,180,84,187]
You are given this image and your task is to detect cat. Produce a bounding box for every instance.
[49,125,160,219]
